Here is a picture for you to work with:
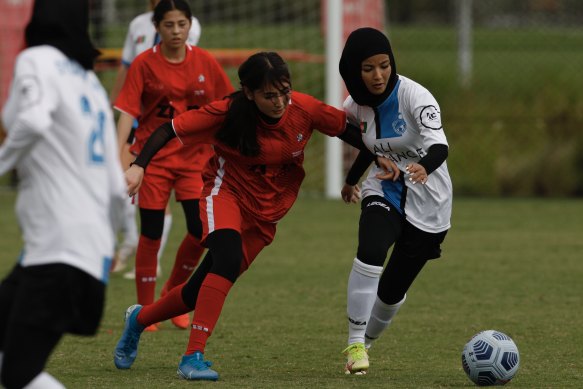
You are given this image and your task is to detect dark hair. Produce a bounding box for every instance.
[215,52,291,156]
[152,0,192,25]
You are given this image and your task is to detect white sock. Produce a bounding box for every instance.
[122,200,139,250]
[347,258,383,346]
[158,213,173,261]
[364,295,406,349]
[23,372,65,389]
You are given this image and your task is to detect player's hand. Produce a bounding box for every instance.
[126,164,144,197]
[405,163,428,185]
[341,184,361,204]
[375,157,400,182]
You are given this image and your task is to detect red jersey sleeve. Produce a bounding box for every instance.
[172,99,228,146]
[297,93,347,137]
[204,52,235,99]
[113,53,146,119]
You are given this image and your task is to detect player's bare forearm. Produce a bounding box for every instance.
[110,65,128,104]
[116,111,135,156]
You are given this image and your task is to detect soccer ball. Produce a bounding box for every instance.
[461,330,520,386]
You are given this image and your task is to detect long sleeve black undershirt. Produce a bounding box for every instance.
[131,122,176,169]
[344,143,449,186]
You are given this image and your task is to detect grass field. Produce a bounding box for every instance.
[0,189,582,388]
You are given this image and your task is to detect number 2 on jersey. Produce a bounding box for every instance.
[89,111,106,164]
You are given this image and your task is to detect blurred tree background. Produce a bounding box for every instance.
[3,0,582,197]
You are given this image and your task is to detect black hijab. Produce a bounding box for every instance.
[25,0,99,70]
[339,27,398,107]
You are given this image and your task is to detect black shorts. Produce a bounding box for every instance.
[360,195,448,262]
[398,218,448,261]
[0,263,105,336]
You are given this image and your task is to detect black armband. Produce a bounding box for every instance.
[418,144,449,175]
[131,122,176,169]
[345,150,375,186]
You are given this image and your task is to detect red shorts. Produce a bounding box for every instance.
[199,191,277,274]
[138,161,203,209]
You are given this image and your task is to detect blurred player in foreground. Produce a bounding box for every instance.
[111,51,388,381]
[110,0,202,279]
[339,27,452,375]
[113,0,233,330]
[0,0,126,387]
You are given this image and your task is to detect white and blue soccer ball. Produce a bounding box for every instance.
[461,330,520,386]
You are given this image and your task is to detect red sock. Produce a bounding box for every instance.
[135,235,161,305]
[185,273,233,355]
[138,283,191,326]
[166,234,205,289]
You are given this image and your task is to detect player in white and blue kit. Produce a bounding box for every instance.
[0,1,126,387]
[339,28,452,375]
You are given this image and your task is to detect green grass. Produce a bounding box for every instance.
[1,189,582,388]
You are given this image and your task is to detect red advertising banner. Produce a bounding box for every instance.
[0,0,34,107]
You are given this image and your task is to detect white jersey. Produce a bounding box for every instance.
[0,46,127,283]
[343,75,452,233]
[121,11,201,66]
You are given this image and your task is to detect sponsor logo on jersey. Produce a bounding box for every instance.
[420,105,442,130]
[194,89,205,96]
[18,76,41,105]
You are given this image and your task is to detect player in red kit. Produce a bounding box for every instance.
[113,0,233,331]
[112,51,393,380]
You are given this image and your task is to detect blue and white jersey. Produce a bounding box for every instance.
[343,75,452,233]
[0,46,127,283]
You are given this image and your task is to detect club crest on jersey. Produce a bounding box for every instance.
[135,35,146,44]
[198,74,205,83]
[360,121,368,133]
[297,133,304,142]
[392,113,407,135]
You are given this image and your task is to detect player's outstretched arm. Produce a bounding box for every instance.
[131,122,176,167]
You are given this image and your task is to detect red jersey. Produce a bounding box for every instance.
[114,44,234,169]
[173,91,347,222]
